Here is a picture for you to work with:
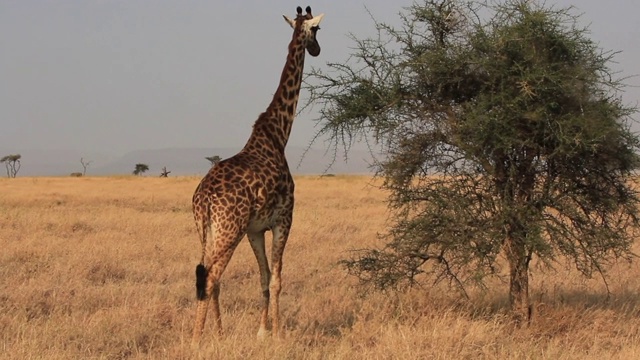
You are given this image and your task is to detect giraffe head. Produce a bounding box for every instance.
[283,6,324,57]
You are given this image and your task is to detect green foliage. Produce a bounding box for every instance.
[133,163,149,176]
[305,0,640,314]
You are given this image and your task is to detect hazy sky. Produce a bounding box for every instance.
[1,1,639,156]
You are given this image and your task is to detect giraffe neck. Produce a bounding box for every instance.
[244,29,306,154]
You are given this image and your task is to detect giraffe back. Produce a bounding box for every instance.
[193,149,294,237]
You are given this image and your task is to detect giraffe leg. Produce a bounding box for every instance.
[192,266,211,345]
[192,266,225,346]
[270,223,291,338]
[248,231,271,339]
[210,279,222,335]
[191,240,241,345]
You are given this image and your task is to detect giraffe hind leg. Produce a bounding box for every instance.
[192,274,210,345]
[192,211,211,344]
[192,232,244,344]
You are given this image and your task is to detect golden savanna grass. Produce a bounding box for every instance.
[2,175,640,359]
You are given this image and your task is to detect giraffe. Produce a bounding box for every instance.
[190,6,324,344]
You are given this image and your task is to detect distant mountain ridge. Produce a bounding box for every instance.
[0,146,376,177]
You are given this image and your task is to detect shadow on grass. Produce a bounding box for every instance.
[459,286,640,336]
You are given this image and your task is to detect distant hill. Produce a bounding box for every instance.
[0,146,377,177]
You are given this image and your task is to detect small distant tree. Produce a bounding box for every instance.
[80,157,92,176]
[159,166,171,177]
[1,154,21,178]
[133,163,149,176]
[205,155,222,167]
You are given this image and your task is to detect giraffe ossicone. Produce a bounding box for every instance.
[191,6,324,345]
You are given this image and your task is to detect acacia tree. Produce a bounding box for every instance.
[133,163,149,176]
[1,154,22,178]
[205,155,222,167]
[305,0,640,322]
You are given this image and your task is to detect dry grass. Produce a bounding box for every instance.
[1,175,640,359]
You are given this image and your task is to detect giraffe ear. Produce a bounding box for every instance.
[282,15,295,29]
[307,13,325,28]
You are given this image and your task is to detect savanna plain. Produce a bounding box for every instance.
[2,175,640,359]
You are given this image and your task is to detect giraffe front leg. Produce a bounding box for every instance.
[270,223,291,338]
[248,231,271,339]
[270,261,283,338]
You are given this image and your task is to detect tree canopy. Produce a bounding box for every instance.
[1,154,22,178]
[304,0,640,322]
[133,163,149,176]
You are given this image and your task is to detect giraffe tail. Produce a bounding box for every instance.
[193,194,211,301]
[194,213,208,300]
[195,264,207,300]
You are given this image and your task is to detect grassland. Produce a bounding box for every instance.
[1,175,640,359]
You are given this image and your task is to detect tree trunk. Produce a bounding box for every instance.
[504,233,531,325]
